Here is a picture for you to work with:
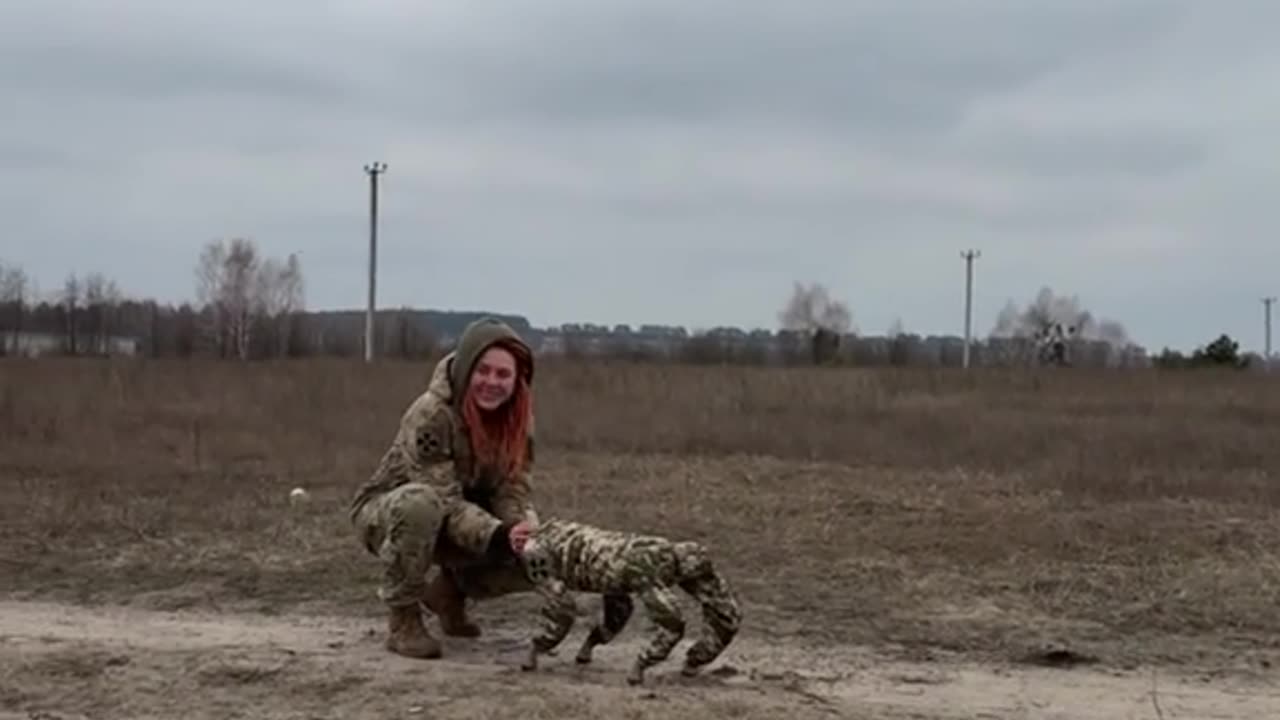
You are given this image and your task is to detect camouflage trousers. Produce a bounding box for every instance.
[352,482,536,608]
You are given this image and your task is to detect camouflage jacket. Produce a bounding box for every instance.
[350,321,539,539]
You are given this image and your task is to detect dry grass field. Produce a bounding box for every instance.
[3,356,1280,718]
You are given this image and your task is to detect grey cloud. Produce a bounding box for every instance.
[951,129,1208,179]
[2,0,1278,354]
[5,45,348,104]
[0,144,67,170]
[385,1,1182,137]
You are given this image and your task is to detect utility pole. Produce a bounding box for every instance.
[961,249,981,369]
[1264,296,1275,369]
[363,161,387,363]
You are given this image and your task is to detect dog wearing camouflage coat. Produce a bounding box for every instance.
[518,518,743,685]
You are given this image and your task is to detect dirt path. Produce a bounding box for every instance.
[1,600,1276,720]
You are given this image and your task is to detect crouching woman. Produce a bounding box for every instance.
[349,318,542,658]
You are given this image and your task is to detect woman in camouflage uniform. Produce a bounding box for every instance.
[350,317,543,659]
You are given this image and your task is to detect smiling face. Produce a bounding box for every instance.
[467,345,519,411]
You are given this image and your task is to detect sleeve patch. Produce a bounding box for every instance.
[412,405,454,461]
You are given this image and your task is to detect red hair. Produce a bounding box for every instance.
[461,339,533,479]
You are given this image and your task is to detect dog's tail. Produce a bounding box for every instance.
[675,542,742,672]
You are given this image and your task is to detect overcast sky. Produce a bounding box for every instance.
[4,1,1277,353]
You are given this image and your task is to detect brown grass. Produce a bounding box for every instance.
[2,356,1279,668]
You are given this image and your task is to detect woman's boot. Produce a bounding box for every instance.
[386,604,443,658]
[422,571,481,638]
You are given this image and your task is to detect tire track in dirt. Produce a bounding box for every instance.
[1,600,1277,719]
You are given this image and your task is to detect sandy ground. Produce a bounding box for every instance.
[2,600,1277,720]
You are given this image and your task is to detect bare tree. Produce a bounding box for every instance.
[62,273,81,354]
[82,272,122,354]
[884,317,913,366]
[779,281,853,335]
[195,239,229,356]
[278,253,305,318]
[194,238,261,359]
[224,239,260,359]
[0,262,31,352]
[248,251,307,357]
[989,286,1133,367]
[195,239,306,359]
[278,253,305,356]
[252,257,284,314]
[778,281,853,364]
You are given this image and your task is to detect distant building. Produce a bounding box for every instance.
[1,331,140,357]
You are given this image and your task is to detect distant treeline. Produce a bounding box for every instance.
[0,245,1255,370]
[0,294,1156,369]
[0,297,510,360]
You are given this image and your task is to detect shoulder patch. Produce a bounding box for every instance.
[406,399,455,463]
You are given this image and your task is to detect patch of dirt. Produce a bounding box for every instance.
[1,600,1277,719]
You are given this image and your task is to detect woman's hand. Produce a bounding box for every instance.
[509,520,532,554]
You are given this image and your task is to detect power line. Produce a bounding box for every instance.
[961,249,981,369]
[363,161,388,363]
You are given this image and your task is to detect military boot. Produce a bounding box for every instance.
[422,572,481,638]
[385,605,442,659]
